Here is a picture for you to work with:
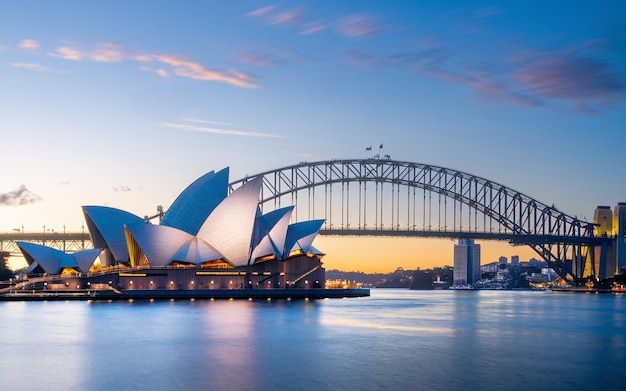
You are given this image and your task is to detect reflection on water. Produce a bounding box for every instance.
[0,291,624,391]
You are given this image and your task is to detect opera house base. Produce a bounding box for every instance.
[0,257,370,301]
[0,288,370,301]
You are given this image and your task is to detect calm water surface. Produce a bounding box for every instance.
[0,289,624,391]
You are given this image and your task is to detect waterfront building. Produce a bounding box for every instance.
[453,239,481,286]
[16,167,328,291]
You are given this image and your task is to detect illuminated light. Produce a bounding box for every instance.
[263,272,271,275]
[210,280,214,284]
[190,298,195,302]
[191,281,194,285]
[150,281,153,285]
[279,272,285,276]
[170,281,174,285]
[120,273,146,277]
[210,298,215,301]
[305,280,308,284]
[150,298,154,303]
[248,298,252,301]
[229,298,234,301]
[267,298,271,301]
[196,271,246,276]
[252,272,259,275]
[229,280,233,284]
[129,281,133,285]
[170,298,175,302]
[287,297,291,301]
[128,299,134,303]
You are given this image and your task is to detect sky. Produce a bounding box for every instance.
[1,1,625,272]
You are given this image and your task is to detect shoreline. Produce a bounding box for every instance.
[0,287,370,301]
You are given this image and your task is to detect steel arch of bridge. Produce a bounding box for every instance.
[230,159,602,283]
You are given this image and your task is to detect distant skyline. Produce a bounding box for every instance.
[1,1,625,272]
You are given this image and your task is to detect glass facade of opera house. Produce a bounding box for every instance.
[16,168,328,292]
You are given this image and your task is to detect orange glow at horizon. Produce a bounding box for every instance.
[315,236,539,273]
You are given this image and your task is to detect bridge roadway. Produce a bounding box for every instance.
[1,229,609,256]
[320,229,610,246]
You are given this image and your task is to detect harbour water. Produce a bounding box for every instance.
[0,289,623,391]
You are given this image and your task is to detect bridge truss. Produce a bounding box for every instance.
[230,159,605,283]
[0,232,92,257]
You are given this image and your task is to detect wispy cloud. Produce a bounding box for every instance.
[45,42,257,88]
[336,14,384,38]
[246,5,384,38]
[164,120,283,138]
[0,185,42,206]
[151,54,257,87]
[48,46,84,60]
[271,7,306,26]
[11,62,48,72]
[343,38,624,113]
[238,50,304,68]
[18,39,39,50]
[246,5,277,18]
[184,118,233,126]
[89,42,125,62]
[113,186,132,192]
[513,52,624,112]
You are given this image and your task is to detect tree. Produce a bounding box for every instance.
[0,252,13,281]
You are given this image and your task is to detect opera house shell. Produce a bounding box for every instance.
[18,167,327,292]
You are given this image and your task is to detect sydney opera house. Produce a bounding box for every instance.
[11,168,366,299]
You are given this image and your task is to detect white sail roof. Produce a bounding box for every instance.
[196,176,263,266]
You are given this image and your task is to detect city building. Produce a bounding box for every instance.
[511,255,519,265]
[613,203,626,275]
[499,256,507,264]
[453,239,481,286]
[590,204,626,280]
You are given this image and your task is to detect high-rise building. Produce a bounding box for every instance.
[511,255,519,265]
[613,203,626,275]
[453,239,481,286]
[593,206,614,279]
[499,256,507,264]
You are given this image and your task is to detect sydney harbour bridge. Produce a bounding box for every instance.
[1,159,614,284]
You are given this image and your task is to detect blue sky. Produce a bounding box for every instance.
[1,1,625,271]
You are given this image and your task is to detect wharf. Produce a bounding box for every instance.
[0,288,370,301]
